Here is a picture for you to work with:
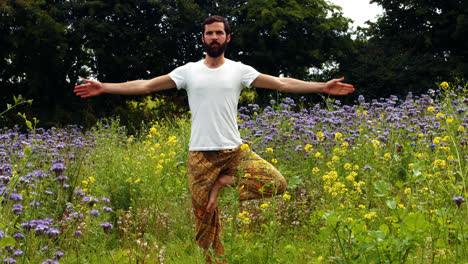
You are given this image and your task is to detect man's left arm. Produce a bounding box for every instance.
[251,74,355,95]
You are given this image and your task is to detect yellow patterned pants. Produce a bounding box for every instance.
[187,143,287,262]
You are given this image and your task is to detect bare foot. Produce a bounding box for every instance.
[206,175,234,213]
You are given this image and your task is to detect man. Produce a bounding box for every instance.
[74,15,354,262]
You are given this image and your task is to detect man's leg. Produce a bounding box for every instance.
[187,151,227,263]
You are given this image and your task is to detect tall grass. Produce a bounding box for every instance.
[1,83,467,263]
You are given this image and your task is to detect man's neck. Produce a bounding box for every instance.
[204,55,226,69]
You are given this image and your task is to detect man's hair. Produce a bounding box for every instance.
[202,15,231,36]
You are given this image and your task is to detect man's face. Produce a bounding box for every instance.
[202,22,230,58]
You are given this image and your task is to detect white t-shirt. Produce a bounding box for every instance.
[169,59,260,151]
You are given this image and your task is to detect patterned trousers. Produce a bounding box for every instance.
[187,143,287,262]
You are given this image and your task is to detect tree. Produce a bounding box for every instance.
[338,0,468,99]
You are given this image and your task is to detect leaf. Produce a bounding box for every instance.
[386,199,396,210]
[0,237,15,248]
[374,180,391,197]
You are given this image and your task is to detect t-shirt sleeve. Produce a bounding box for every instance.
[239,62,260,88]
[168,63,190,90]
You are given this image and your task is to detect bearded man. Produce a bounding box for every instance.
[74,15,354,263]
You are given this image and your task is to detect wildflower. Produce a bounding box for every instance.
[46,228,60,238]
[363,166,372,172]
[418,133,424,138]
[446,116,453,124]
[417,153,424,160]
[408,163,414,169]
[54,251,65,260]
[103,206,112,213]
[427,107,435,113]
[452,196,465,208]
[404,188,411,195]
[266,147,274,153]
[271,158,278,164]
[363,212,377,220]
[13,233,24,240]
[433,159,446,169]
[283,193,291,201]
[383,153,391,161]
[334,132,343,141]
[440,81,449,90]
[344,163,352,170]
[315,152,322,158]
[304,144,313,152]
[316,131,325,141]
[91,209,100,217]
[100,222,113,232]
[341,141,349,149]
[260,202,270,210]
[312,167,320,174]
[433,137,441,144]
[13,250,24,257]
[371,139,380,148]
[240,143,250,152]
[436,113,444,119]
[457,125,464,132]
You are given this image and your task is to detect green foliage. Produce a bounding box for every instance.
[337,0,468,99]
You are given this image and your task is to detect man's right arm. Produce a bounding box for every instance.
[74,75,176,98]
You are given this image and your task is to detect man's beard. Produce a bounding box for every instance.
[203,40,228,58]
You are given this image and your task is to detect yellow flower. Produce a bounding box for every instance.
[82,180,89,185]
[458,125,465,132]
[271,158,278,164]
[283,193,291,201]
[417,153,424,160]
[358,204,366,209]
[128,135,134,142]
[304,144,313,152]
[125,177,132,183]
[312,167,320,174]
[436,113,444,119]
[433,159,446,169]
[427,107,435,113]
[383,153,391,161]
[353,165,360,171]
[372,139,380,148]
[260,202,270,210]
[332,155,339,162]
[243,173,251,178]
[149,127,158,135]
[398,204,405,209]
[440,81,449,90]
[433,137,441,144]
[446,116,453,124]
[266,147,274,153]
[317,256,323,261]
[344,163,352,170]
[334,132,343,141]
[442,136,450,142]
[315,152,322,158]
[363,212,377,220]
[241,143,250,152]
[404,188,411,195]
[134,178,141,184]
[418,133,424,138]
[341,141,349,149]
[316,131,325,141]
[408,163,414,169]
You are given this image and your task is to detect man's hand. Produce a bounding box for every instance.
[323,77,355,95]
[74,78,104,98]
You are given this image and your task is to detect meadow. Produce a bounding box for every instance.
[0,83,467,263]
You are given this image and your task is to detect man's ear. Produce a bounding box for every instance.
[227,34,231,43]
[201,34,205,43]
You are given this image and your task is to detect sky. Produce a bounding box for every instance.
[327,0,384,29]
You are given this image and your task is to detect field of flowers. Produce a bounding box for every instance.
[1,83,467,263]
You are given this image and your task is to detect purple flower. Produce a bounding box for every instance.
[4,258,16,264]
[9,193,22,201]
[13,233,24,240]
[363,166,373,172]
[101,197,111,203]
[12,204,23,215]
[0,228,4,240]
[54,251,64,260]
[453,196,465,208]
[46,228,60,238]
[74,230,83,237]
[103,206,112,213]
[50,163,67,176]
[13,250,24,257]
[41,259,59,264]
[91,209,100,217]
[74,189,86,196]
[100,222,113,232]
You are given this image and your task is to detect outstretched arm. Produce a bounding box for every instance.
[251,74,354,95]
[74,75,176,98]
